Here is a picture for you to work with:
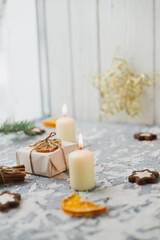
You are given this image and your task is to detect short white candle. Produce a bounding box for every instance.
[56,104,76,143]
[69,133,95,191]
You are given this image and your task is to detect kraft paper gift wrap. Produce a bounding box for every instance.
[16,141,78,177]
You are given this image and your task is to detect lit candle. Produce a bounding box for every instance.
[69,133,95,191]
[56,104,76,143]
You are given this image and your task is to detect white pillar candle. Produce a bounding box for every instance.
[69,133,95,191]
[56,104,76,143]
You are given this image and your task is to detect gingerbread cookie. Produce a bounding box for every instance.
[134,132,157,141]
[0,191,21,211]
[128,169,159,185]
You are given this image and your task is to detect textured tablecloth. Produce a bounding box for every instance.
[0,121,160,240]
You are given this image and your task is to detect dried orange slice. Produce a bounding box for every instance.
[61,192,107,217]
[42,117,58,127]
[34,139,62,153]
[35,148,57,153]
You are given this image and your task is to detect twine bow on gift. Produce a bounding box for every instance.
[28,132,67,174]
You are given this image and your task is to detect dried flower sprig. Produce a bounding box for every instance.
[0,120,45,136]
[93,58,153,122]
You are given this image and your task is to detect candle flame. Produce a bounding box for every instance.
[78,133,83,150]
[62,104,67,117]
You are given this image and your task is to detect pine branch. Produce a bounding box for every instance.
[0,120,45,136]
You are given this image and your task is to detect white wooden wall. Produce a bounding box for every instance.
[0,0,41,121]
[45,0,160,124]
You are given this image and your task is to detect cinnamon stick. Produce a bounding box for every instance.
[0,179,24,183]
[11,165,25,168]
[5,165,25,170]
[1,174,26,180]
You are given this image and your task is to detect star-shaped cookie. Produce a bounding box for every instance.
[0,191,21,211]
[134,132,157,141]
[128,169,159,185]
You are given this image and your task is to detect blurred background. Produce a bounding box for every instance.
[0,0,160,124]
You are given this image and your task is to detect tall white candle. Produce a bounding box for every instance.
[69,133,95,191]
[56,104,76,143]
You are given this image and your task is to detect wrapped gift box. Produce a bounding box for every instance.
[16,141,78,177]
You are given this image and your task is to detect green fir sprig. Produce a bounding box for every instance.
[0,120,45,136]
